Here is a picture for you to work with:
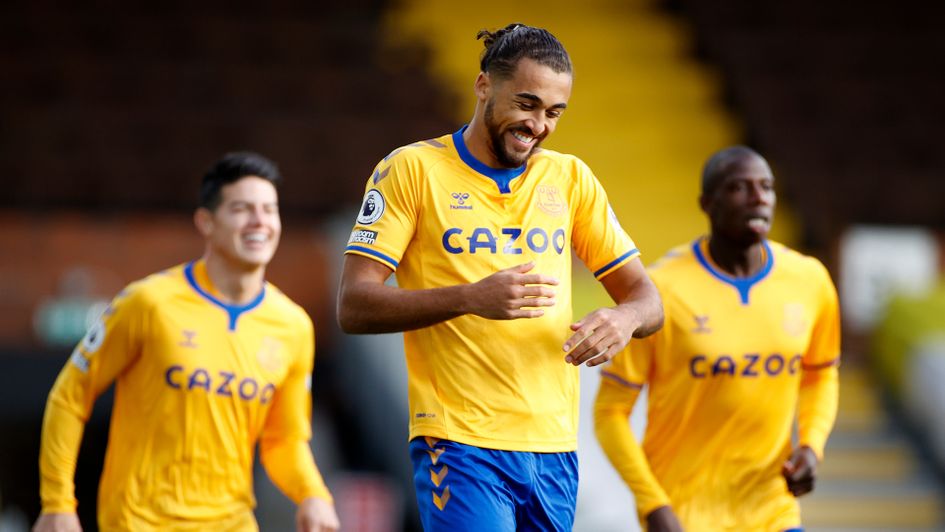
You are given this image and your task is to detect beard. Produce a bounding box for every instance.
[484,98,541,168]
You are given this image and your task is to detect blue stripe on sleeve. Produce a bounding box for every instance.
[594,249,639,278]
[345,245,399,269]
[601,370,644,390]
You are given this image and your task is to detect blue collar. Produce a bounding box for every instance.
[692,238,773,305]
[183,261,266,331]
[452,125,527,194]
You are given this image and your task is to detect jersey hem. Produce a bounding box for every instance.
[409,427,577,453]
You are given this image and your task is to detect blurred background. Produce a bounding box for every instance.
[2,0,945,530]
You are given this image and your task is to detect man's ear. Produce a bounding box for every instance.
[194,208,213,237]
[698,194,710,215]
[474,72,491,102]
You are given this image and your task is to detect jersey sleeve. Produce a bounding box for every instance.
[259,312,332,503]
[594,335,670,519]
[803,261,841,369]
[343,149,424,272]
[798,261,841,458]
[39,283,149,513]
[568,158,639,280]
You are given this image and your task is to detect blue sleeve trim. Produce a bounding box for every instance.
[600,370,644,390]
[345,245,399,270]
[594,249,639,278]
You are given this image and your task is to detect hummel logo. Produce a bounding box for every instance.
[179,330,198,348]
[693,315,711,334]
[450,192,472,210]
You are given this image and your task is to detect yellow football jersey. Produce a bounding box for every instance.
[596,238,840,531]
[345,127,640,452]
[39,261,331,530]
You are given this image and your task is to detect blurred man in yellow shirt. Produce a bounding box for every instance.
[34,152,339,532]
[595,146,840,531]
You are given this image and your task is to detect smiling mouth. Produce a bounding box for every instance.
[747,217,769,231]
[242,233,269,244]
[510,130,536,146]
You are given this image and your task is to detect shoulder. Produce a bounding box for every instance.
[769,241,834,285]
[365,135,455,195]
[647,242,698,284]
[532,149,592,176]
[115,263,189,309]
[377,134,455,171]
[263,283,315,333]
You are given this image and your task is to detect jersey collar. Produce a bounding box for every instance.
[692,237,773,305]
[184,260,266,331]
[452,125,527,194]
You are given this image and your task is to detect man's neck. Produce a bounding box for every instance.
[202,253,265,305]
[462,116,500,168]
[706,235,766,278]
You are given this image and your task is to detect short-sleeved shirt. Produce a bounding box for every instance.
[345,127,639,452]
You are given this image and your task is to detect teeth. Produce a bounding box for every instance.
[748,218,767,230]
[511,131,534,143]
[244,233,267,243]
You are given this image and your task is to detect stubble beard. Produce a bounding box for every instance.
[484,99,538,168]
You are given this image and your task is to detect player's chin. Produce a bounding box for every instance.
[237,250,275,268]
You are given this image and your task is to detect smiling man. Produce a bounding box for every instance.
[336,23,662,531]
[34,152,339,532]
[594,146,841,532]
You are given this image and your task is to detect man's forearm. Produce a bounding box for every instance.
[39,396,87,513]
[338,281,470,334]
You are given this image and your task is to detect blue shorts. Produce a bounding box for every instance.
[409,437,578,531]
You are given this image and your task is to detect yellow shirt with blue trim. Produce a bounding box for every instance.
[594,238,840,531]
[345,127,640,452]
[39,261,331,530]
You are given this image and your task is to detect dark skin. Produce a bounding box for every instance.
[646,149,818,530]
[647,506,684,532]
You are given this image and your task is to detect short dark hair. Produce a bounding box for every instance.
[199,151,282,210]
[701,145,765,196]
[477,23,572,80]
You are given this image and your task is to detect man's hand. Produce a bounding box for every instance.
[296,497,339,532]
[563,306,639,367]
[646,505,684,532]
[782,445,819,497]
[32,513,82,532]
[466,261,558,320]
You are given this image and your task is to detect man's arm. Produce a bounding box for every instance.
[34,384,89,532]
[783,362,839,496]
[784,262,841,496]
[260,315,338,531]
[593,377,677,527]
[336,254,559,334]
[35,287,145,529]
[564,259,663,367]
